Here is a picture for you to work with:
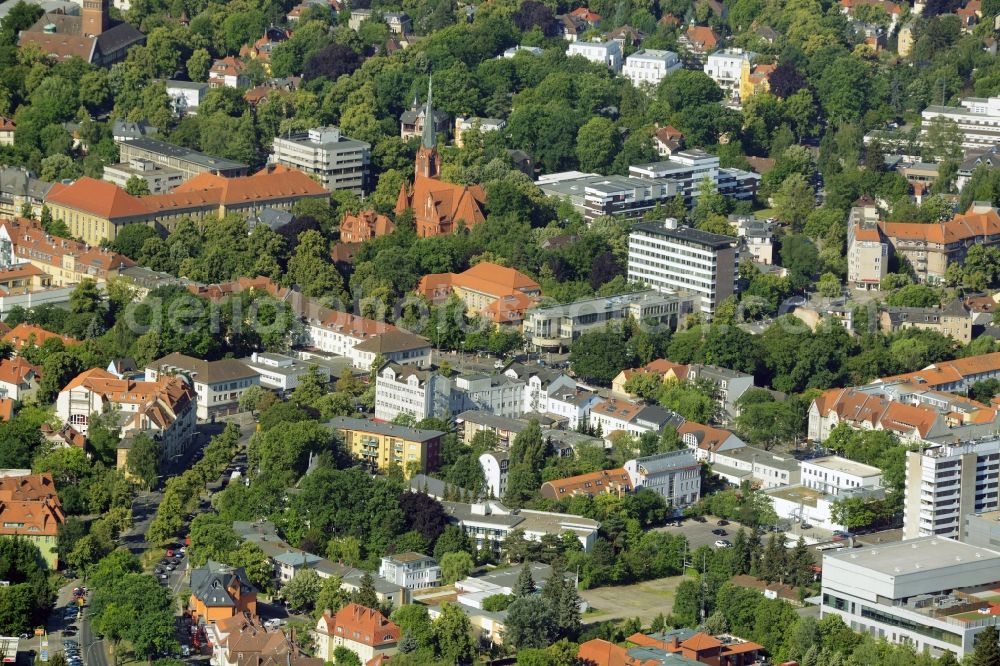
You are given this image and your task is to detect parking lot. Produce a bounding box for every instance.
[655,516,742,550]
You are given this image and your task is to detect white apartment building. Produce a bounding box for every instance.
[145,353,259,421]
[454,116,506,148]
[821,537,1000,658]
[704,48,754,96]
[623,49,682,87]
[921,95,1000,152]
[378,552,441,590]
[520,372,576,414]
[435,497,601,551]
[55,367,197,458]
[847,204,888,290]
[624,450,701,508]
[374,364,455,422]
[302,312,431,371]
[478,451,508,499]
[270,126,370,194]
[239,352,330,392]
[523,290,694,352]
[589,399,683,440]
[731,215,776,265]
[629,149,721,202]
[627,218,740,317]
[567,40,623,73]
[546,389,603,430]
[801,456,883,496]
[454,373,525,419]
[712,446,800,488]
[904,438,1000,540]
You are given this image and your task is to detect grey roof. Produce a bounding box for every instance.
[689,363,753,381]
[0,0,77,21]
[353,329,430,354]
[822,536,1000,576]
[399,106,448,125]
[249,207,293,231]
[165,79,210,91]
[635,404,684,429]
[456,410,531,432]
[540,428,604,450]
[95,21,146,58]
[119,137,248,172]
[407,474,449,499]
[190,560,255,607]
[0,167,54,201]
[633,449,698,473]
[273,550,321,566]
[630,222,739,250]
[326,416,444,442]
[112,119,157,139]
[147,352,258,384]
[720,446,800,472]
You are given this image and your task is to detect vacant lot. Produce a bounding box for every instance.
[580,575,688,625]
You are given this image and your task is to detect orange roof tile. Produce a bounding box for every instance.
[1,217,134,274]
[0,399,12,422]
[591,398,644,421]
[483,291,538,323]
[326,604,399,648]
[684,25,718,50]
[172,167,327,205]
[3,323,79,350]
[677,421,735,452]
[0,357,41,386]
[681,633,723,651]
[578,639,658,666]
[0,117,14,132]
[416,262,540,302]
[45,177,151,219]
[541,467,633,499]
[853,223,882,243]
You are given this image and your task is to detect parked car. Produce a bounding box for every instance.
[800,522,813,530]
[716,519,729,526]
[714,539,732,548]
[711,528,727,536]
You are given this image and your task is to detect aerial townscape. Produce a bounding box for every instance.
[4,0,1000,666]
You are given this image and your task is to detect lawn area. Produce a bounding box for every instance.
[140,547,166,571]
[579,575,688,625]
[753,207,776,219]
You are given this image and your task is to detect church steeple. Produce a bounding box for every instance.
[414,76,440,179]
[421,77,436,150]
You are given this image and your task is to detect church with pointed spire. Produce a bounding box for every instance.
[395,79,487,238]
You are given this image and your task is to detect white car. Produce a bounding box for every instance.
[714,539,732,548]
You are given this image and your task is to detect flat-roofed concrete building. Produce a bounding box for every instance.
[523,290,694,351]
[103,157,184,194]
[117,137,248,179]
[269,126,370,194]
[800,455,882,496]
[536,172,677,223]
[821,536,1000,658]
[627,218,740,317]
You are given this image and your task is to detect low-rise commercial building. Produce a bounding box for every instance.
[712,446,800,488]
[801,455,883,495]
[536,172,678,223]
[624,450,701,508]
[269,126,370,194]
[146,353,259,421]
[436,497,601,551]
[102,157,184,194]
[523,290,694,351]
[165,80,209,116]
[239,352,330,392]
[326,416,442,478]
[820,537,1000,658]
[117,137,248,179]
[378,552,441,590]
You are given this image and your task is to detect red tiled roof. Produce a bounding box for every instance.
[0,399,12,422]
[3,323,79,349]
[541,467,633,499]
[340,210,395,244]
[0,117,14,132]
[578,639,657,666]
[684,25,718,50]
[325,604,399,648]
[0,217,134,274]
[415,262,540,302]
[0,357,41,386]
[45,177,151,219]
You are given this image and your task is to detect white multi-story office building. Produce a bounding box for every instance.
[623,49,682,87]
[238,352,330,392]
[624,450,701,508]
[800,455,883,496]
[703,48,754,96]
[627,218,740,317]
[921,95,1000,152]
[821,537,1000,658]
[523,290,694,351]
[270,126,370,194]
[374,364,455,422]
[536,172,677,223]
[629,149,721,202]
[904,438,1000,540]
[454,374,525,419]
[567,40,622,73]
[378,552,441,590]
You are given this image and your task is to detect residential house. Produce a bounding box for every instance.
[18,0,145,66]
[652,125,684,157]
[677,421,744,463]
[879,300,973,344]
[325,416,443,478]
[590,399,683,440]
[0,167,54,218]
[839,0,903,29]
[207,614,321,666]
[145,352,259,421]
[188,560,257,623]
[398,92,450,142]
[567,40,623,73]
[540,468,632,501]
[739,60,775,100]
[239,27,291,74]
[456,411,529,447]
[339,210,395,243]
[313,604,399,664]
[704,48,754,97]
[679,25,719,60]
[0,357,41,401]
[545,388,603,430]
[378,552,441,590]
[624,450,701,507]
[165,80,209,116]
[872,350,1000,393]
[373,363,455,422]
[396,84,486,238]
[209,57,249,88]
[0,217,135,287]
[3,323,78,351]
[454,116,506,148]
[847,203,888,290]
[302,308,430,371]
[612,358,690,397]
[686,363,755,421]
[55,367,197,457]
[0,472,64,567]
[0,117,13,146]
[731,215,777,265]
[416,262,541,322]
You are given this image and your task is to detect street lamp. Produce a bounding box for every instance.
[86,638,105,666]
